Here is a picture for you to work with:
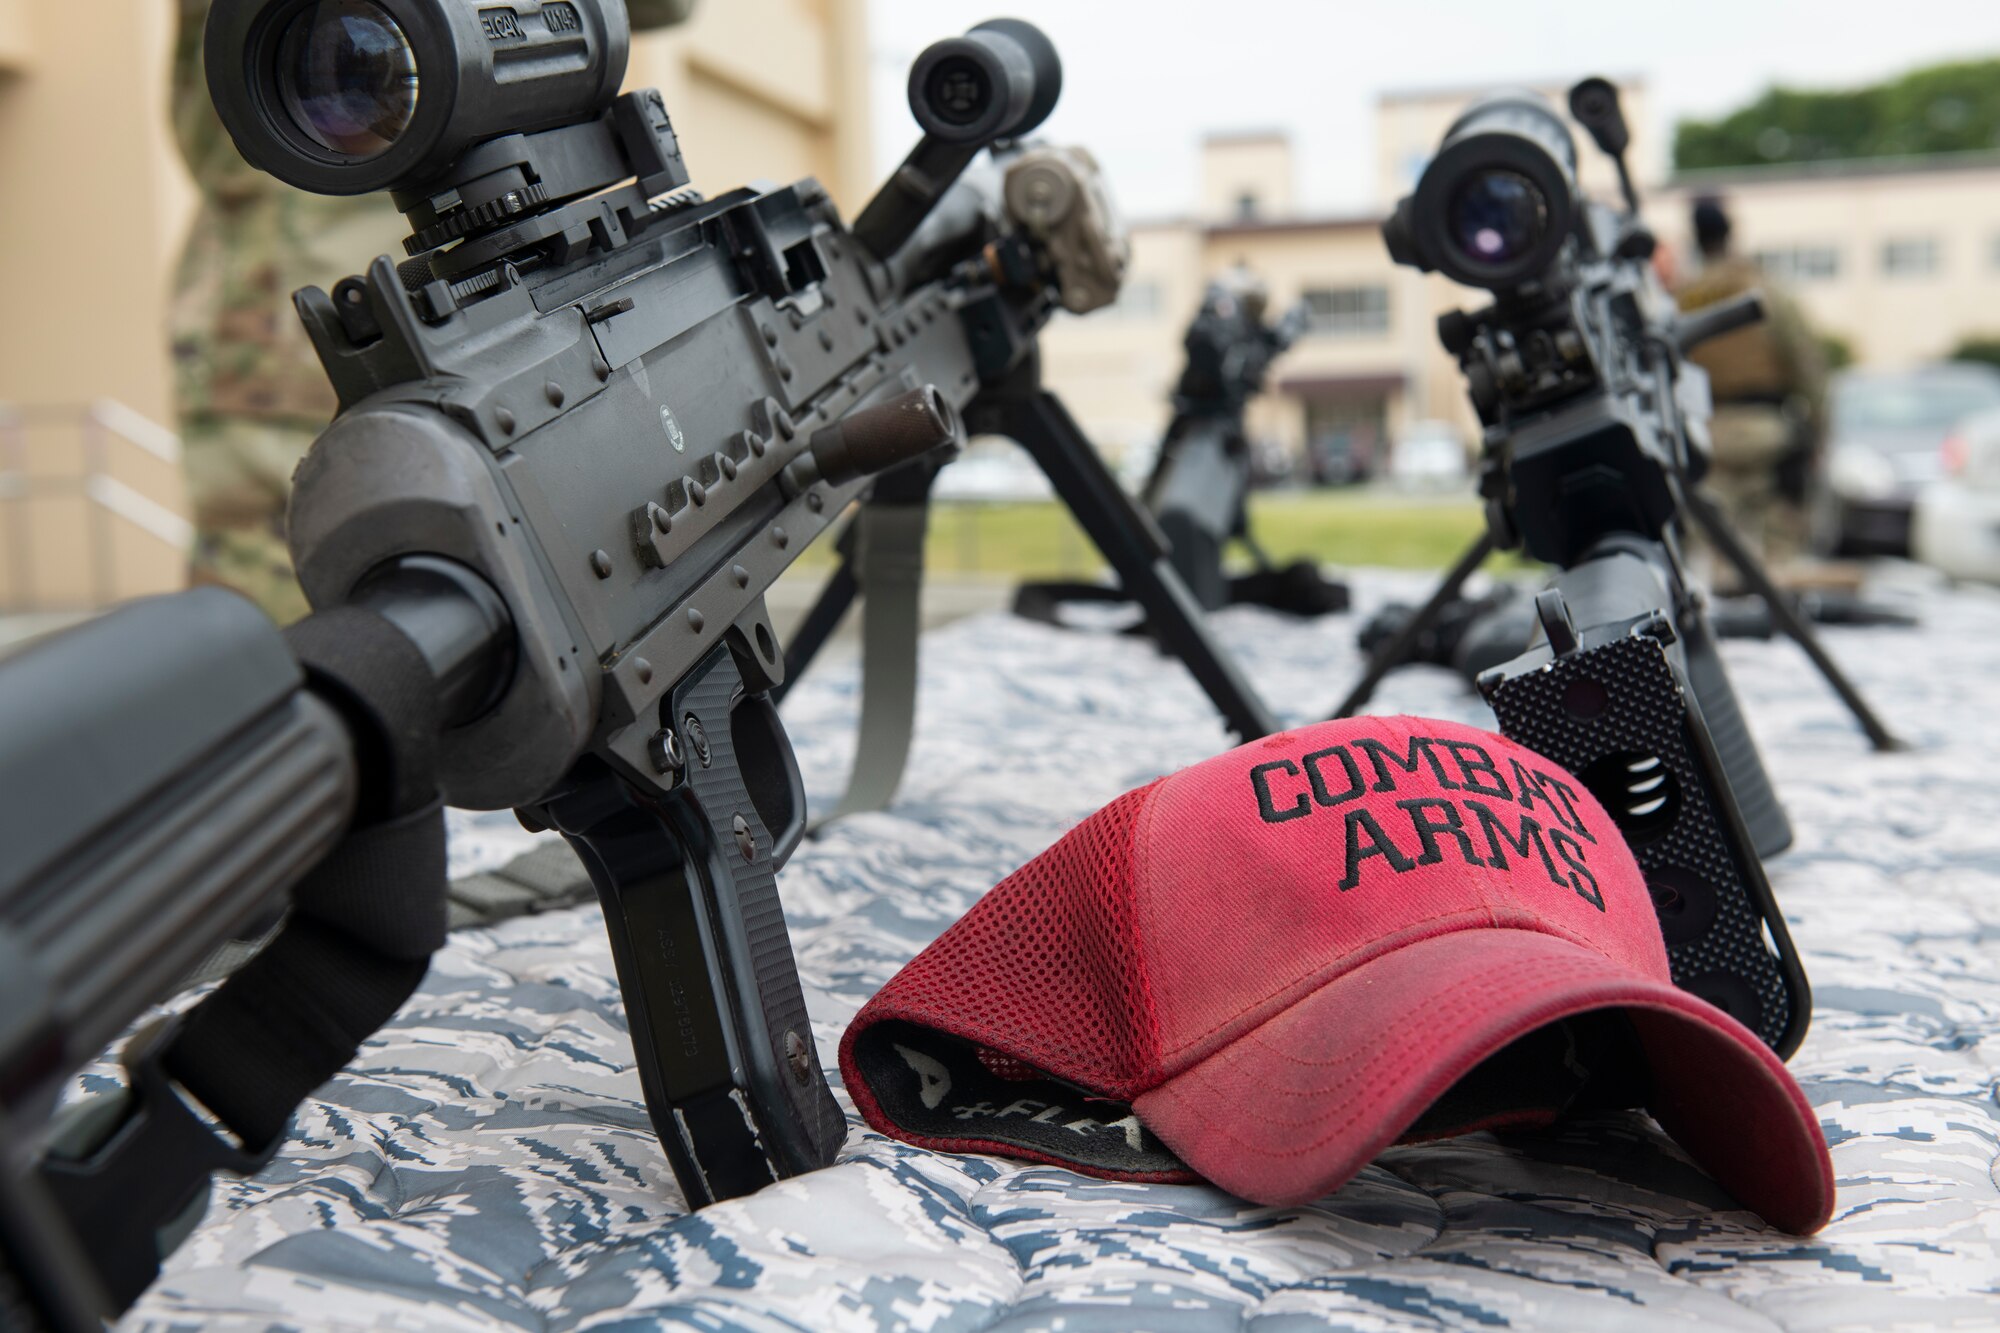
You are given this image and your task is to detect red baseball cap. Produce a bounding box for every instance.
[840,716,1833,1234]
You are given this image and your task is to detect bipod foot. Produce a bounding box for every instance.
[1227,560,1350,616]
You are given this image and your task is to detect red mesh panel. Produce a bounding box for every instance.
[844,783,1166,1099]
[975,1048,1046,1082]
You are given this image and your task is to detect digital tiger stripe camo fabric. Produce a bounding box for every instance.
[113,570,2000,1331]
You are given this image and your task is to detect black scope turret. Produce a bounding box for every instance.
[1382,91,1579,291]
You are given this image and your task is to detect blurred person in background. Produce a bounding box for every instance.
[170,0,694,622]
[1674,195,1828,590]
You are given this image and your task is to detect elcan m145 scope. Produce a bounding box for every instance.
[205,0,634,197]
[1381,92,1581,291]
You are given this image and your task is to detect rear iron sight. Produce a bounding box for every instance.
[1381,90,1580,291]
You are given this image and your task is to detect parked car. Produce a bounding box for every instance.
[1248,436,1297,488]
[930,440,1053,503]
[1825,363,2000,555]
[1911,405,2000,583]
[1304,430,1376,487]
[1389,420,1470,491]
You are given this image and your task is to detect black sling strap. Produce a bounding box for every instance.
[36,608,450,1315]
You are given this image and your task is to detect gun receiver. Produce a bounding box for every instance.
[1373,80,1818,1056]
[192,0,1126,1209]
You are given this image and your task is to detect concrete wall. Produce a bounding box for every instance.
[0,0,870,611]
[632,0,873,212]
[1655,158,2000,369]
[0,2,190,609]
[1038,224,1206,465]
[1200,134,1296,223]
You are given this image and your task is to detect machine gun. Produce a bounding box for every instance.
[0,3,1275,1323]
[1015,273,1348,624]
[1333,80,1903,1061]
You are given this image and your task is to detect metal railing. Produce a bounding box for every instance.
[0,401,190,612]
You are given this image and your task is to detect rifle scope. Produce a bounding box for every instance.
[1382,92,1579,291]
[206,0,630,196]
[851,18,1061,262]
[906,19,1060,145]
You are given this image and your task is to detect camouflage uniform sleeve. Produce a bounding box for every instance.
[1767,285,1828,428]
[627,0,698,32]
[173,0,271,205]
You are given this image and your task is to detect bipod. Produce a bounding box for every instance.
[1680,487,1904,752]
[781,391,1279,827]
[1328,531,1498,719]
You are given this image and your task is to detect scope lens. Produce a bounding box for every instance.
[924,55,992,128]
[1446,169,1547,268]
[276,0,419,159]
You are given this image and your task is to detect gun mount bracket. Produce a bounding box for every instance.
[407,184,552,255]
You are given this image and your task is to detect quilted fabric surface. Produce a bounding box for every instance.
[113,572,2000,1331]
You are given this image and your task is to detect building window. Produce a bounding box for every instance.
[1235,191,1260,221]
[1751,246,1840,282]
[1301,286,1390,337]
[1881,237,1940,277]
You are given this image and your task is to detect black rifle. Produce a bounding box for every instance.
[0,577,486,1329]
[1336,80,1901,1060]
[1016,280,1348,623]
[0,3,1233,1322]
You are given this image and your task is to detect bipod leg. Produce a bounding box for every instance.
[1681,487,1905,752]
[972,390,1279,739]
[1328,531,1495,719]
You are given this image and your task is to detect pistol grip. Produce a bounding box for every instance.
[549,645,844,1207]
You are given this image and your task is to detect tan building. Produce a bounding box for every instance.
[0,0,870,612]
[1656,152,2000,370]
[1042,80,1659,480]
[1041,78,2000,475]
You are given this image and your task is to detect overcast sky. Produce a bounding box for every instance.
[866,1,2000,219]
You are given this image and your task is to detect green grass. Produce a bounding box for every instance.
[794,488,1496,577]
[1245,491,1491,571]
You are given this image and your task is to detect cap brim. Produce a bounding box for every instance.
[1131,928,1833,1234]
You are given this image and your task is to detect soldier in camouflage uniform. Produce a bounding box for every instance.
[171,0,696,622]
[1675,196,1827,590]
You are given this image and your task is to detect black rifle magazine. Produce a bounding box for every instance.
[1483,629,1810,1058]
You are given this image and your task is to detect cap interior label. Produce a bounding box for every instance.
[852,1021,1190,1177]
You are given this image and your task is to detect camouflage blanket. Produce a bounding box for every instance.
[120,570,2000,1331]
